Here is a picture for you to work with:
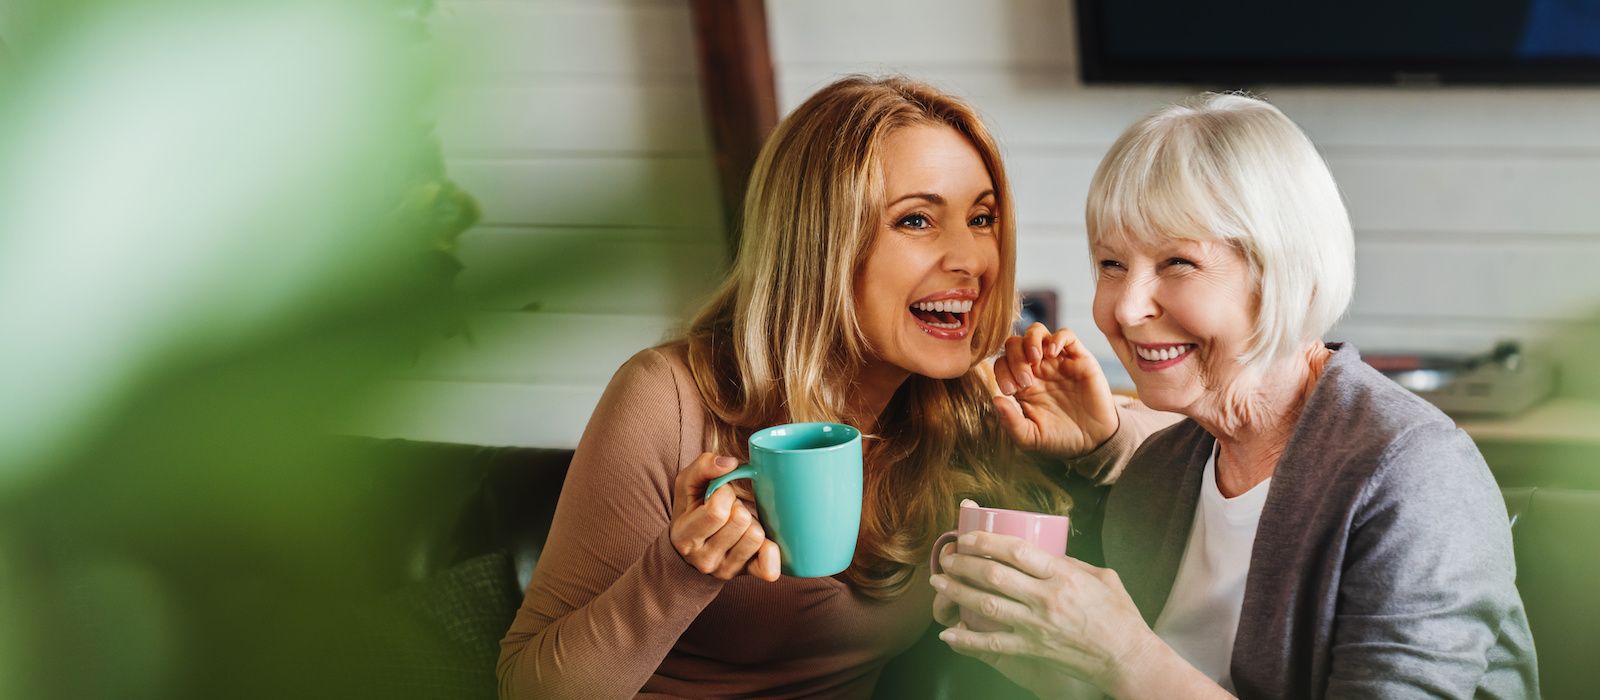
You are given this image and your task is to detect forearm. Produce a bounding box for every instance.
[497,529,725,699]
[1105,637,1234,700]
[1063,400,1181,485]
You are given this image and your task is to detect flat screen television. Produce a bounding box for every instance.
[1077,0,1600,85]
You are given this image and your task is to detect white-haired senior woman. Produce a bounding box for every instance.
[931,94,1539,698]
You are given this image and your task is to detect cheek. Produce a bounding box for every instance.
[1091,287,1119,338]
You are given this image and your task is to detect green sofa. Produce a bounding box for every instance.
[374,440,1598,699]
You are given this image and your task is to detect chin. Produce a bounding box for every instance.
[908,353,975,380]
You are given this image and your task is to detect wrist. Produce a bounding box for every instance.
[1099,628,1165,699]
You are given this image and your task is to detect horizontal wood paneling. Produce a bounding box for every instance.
[408,312,679,384]
[455,227,723,315]
[344,380,604,449]
[768,0,1075,70]
[448,156,722,228]
[436,0,697,79]
[439,81,707,156]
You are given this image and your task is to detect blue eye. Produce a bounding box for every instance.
[1166,257,1196,268]
[896,213,932,230]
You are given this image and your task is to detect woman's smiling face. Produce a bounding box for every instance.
[854,124,1001,383]
[1091,236,1258,414]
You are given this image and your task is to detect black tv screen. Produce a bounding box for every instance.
[1077,0,1600,85]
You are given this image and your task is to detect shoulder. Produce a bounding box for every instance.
[1300,345,1494,494]
[1304,345,1458,449]
[1296,347,1504,536]
[606,342,695,408]
[583,342,708,460]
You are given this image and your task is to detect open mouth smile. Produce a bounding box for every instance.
[1134,342,1196,370]
[908,291,977,341]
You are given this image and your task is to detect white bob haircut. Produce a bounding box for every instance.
[1085,92,1355,369]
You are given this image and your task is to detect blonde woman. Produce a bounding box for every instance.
[931,94,1538,698]
[497,77,1161,699]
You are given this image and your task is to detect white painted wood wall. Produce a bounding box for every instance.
[769,0,1600,402]
[360,0,1600,448]
[348,0,726,448]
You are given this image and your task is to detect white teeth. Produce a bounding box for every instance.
[911,299,974,313]
[1136,344,1192,362]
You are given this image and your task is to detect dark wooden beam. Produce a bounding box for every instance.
[689,0,778,254]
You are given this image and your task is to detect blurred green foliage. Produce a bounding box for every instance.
[0,0,483,697]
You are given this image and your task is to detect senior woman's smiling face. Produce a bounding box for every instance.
[1091,237,1257,413]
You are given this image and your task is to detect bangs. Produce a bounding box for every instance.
[1086,116,1245,253]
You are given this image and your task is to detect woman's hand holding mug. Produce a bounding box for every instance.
[671,452,781,582]
[989,323,1121,459]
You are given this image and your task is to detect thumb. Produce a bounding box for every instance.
[991,393,1034,442]
[678,453,739,505]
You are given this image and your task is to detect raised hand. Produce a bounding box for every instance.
[670,453,781,582]
[989,323,1121,459]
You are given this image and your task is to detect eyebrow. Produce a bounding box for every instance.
[887,190,997,207]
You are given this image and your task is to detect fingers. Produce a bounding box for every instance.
[675,452,739,509]
[930,573,1033,628]
[996,324,1085,395]
[990,393,1032,441]
[747,539,781,582]
[1001,335,1036,395]
[702,501,754,559]
[940,547,1040,602]
[1022,322,1053,363]
[933,589,962,627]
[957,531,1061,580]
[938,625,1032,660]
[670,478,738,559]
[714,507,766,580]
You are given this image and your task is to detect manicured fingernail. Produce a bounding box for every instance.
[715,456,737,469]
[930,575,947,591]
[939,553,952,569]
[959,533,976,546]
[939,629,955,642]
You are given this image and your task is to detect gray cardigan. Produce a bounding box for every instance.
[1098,345,1539,699]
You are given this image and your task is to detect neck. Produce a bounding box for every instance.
[848,361,911,435]
[1195,343,1332,497]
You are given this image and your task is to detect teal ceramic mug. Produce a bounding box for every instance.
[704,422,863,578]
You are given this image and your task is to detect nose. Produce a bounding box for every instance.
[941,229,989,279]
[1112,274,1160,328]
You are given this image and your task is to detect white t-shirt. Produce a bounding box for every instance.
[1151,444,1271,693]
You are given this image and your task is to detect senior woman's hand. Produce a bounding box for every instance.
[931,531,1230,699]
[989,323,1121,460]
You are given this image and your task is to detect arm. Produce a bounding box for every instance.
[1325,425,1532,698]
[495,351,729,699]
[1061,396,1180,486]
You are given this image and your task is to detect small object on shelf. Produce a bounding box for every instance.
[1364,341,1555,418]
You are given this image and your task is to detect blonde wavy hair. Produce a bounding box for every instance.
[685,76,1069,599]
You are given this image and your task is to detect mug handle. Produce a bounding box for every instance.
[705,465,756,501]
[929,530,960,573]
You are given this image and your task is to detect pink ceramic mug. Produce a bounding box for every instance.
[930,502,1070,632]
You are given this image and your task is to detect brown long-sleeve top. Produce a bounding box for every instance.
[497,345,931,699]
[497,344,1178,699]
